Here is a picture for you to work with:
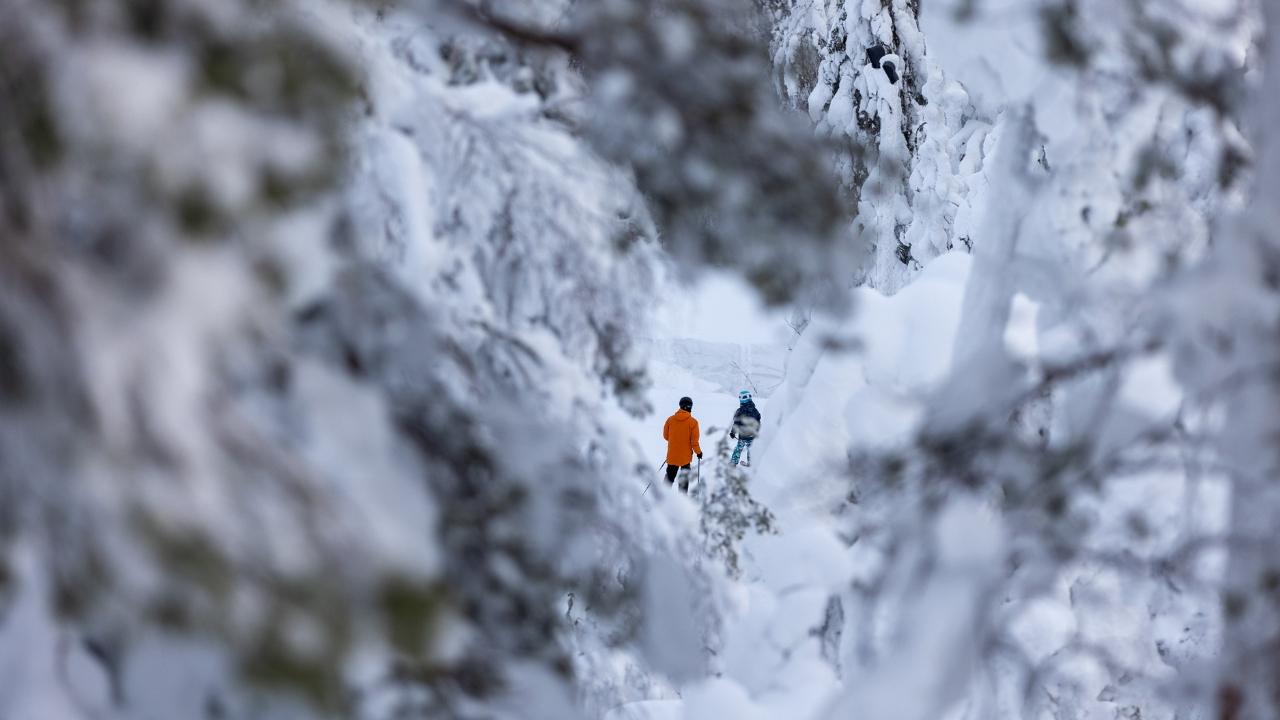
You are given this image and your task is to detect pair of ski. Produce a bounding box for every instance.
[644,458,700,497]
[642,449,750,497]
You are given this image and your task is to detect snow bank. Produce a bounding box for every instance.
[754,252,973,517]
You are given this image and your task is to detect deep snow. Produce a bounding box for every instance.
[622,228,1209,719]
[611,251,979,718]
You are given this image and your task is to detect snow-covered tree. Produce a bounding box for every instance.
[765,0,980,292]
[754,1,1264,718]
[0,0,858,717]
[6,0,1280,719]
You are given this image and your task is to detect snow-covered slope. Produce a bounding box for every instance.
[606,252,973,718]
[757,252,972,517]
[0,0,1263,718]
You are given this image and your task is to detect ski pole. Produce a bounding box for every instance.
[643,458,664,496]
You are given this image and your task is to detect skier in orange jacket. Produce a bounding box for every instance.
[663,396,703,492]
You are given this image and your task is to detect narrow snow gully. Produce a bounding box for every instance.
[609,254,975,719]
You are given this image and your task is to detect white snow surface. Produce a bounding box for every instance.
[0,1,1244,718]
[619,251,987,718]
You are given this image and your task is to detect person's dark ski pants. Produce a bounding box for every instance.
[665,463,691,492]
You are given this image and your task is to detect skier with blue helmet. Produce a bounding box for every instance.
[729,390,762,467]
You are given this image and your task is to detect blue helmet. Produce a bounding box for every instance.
[739,390,752,404]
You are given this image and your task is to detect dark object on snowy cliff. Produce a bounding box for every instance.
[866,43,900,84]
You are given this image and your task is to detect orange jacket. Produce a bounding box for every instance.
[663,409,702,466]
